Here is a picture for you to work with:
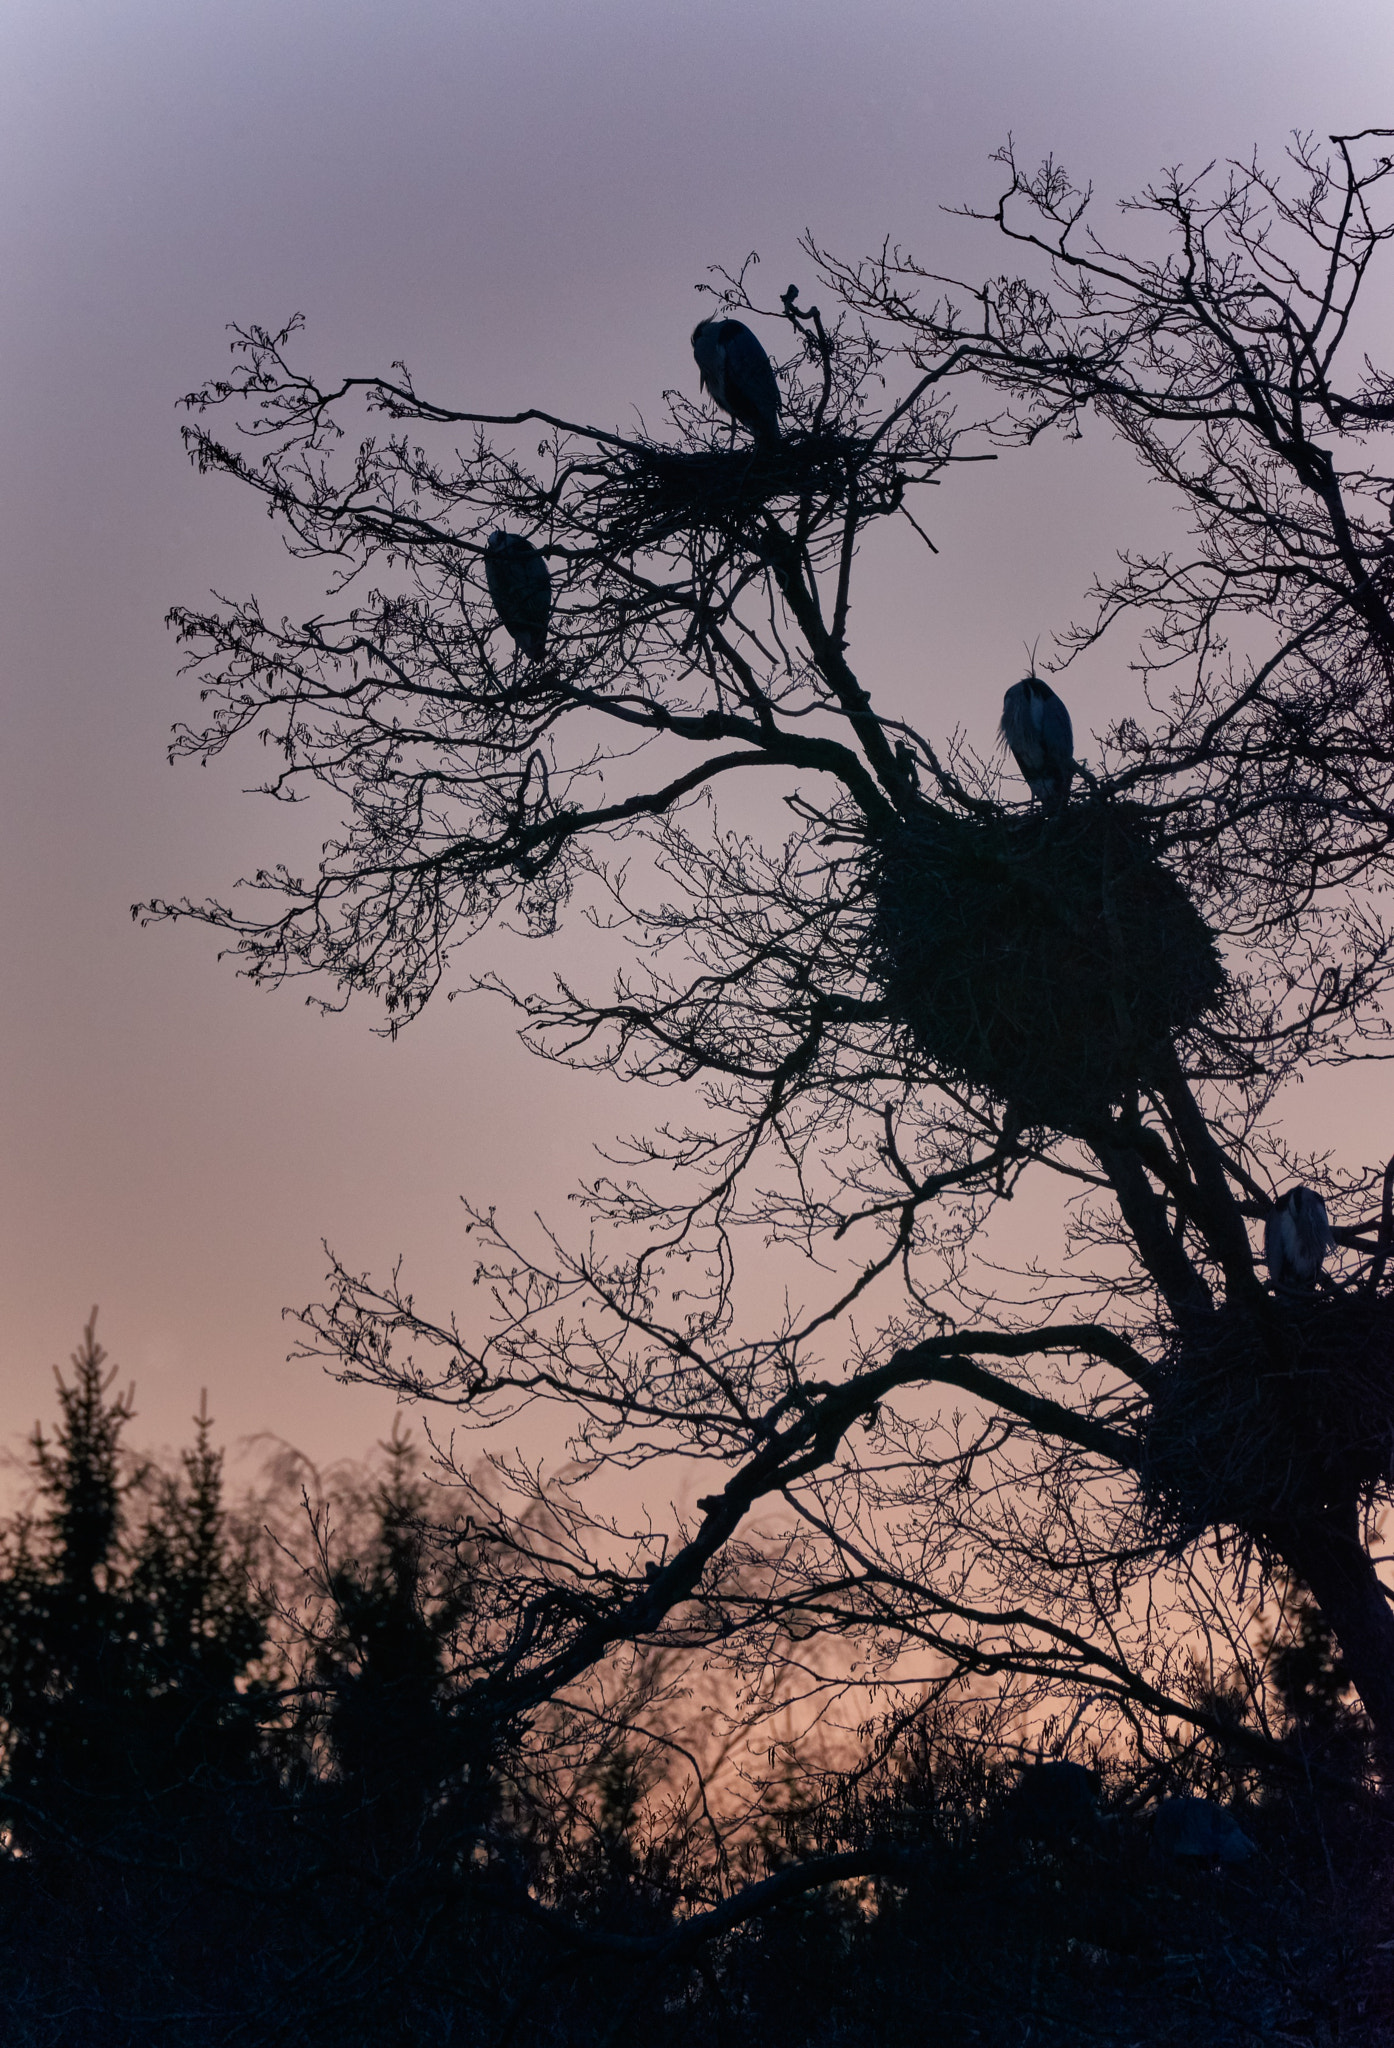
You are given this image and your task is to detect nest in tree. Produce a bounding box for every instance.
[602,430,863,552]
[865,802,1225,1132]
[1143,1294,1394,1531]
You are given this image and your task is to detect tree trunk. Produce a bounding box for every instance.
[1277,1501,1394,1774]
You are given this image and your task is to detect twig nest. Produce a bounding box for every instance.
[866,802,1224,1132]
[605,430,863,551]
[1144,1295,1394,1530]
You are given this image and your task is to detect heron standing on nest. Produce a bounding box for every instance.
[484,532,551,660]
[1000,677,1075,807]
[691,318,781,446]
[1265,1185,1333,1289]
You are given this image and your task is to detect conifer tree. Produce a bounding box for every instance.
[315,1425,472,1838]
[0,1316,272,1847]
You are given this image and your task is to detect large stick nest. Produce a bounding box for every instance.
[1143,1295,1394,1531]
[865,802,1225,1133]
[599,431,866,552]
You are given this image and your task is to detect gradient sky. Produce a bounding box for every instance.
[1,0,1391,1483]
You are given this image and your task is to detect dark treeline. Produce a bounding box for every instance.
[0,1318,1390,2046]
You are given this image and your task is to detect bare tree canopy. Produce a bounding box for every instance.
[147,131,1394,1792]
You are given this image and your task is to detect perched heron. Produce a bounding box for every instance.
[691,317,781,445]
[1264,1185,1333,1289]
[1000,676,1075,806]
[484,531,551,659]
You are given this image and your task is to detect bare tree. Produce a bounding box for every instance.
[146,130,1394,1806]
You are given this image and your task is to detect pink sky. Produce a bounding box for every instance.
[1,0,1391,1482]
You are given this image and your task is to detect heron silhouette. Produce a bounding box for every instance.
[691,318,781,446]
[1000,676,1075,807]
[1265,1185,1333,1290]
[484,532,551,660]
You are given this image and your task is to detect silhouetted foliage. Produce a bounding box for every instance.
[0,1315,274,1846]
[1271,1583,1354,1734]
[0,1324,1388,2042]
[309,1423,481,1848]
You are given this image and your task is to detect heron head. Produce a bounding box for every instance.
[1001,676,1046,726]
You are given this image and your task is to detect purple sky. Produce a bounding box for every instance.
[1,0,1391,1479]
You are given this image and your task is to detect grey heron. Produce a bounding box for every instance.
[1264,1185,1332,1289]
[1000,677,1075,806]
[484,531,551,659]
[691,318,780,445]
